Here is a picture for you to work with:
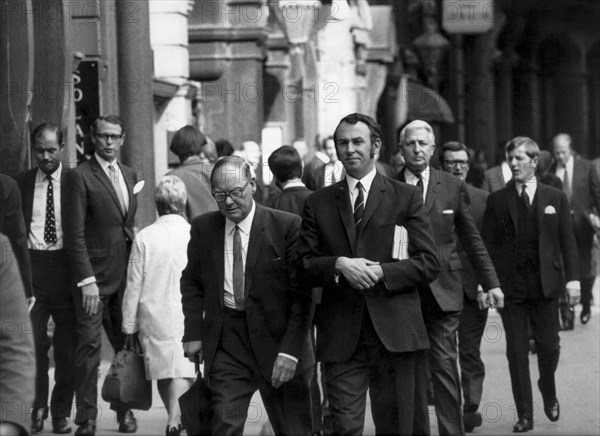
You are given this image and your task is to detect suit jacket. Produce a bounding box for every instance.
[302,156,327,191]
[482,180,580,300]
[460,184,489,300]
[167,156,218,221]
[482,165,508,193]
[65,156,138,295]
[268,186,312,216]
[395,168,499,311]
[180,204,315,380]
[0,174,32,297]
[298,172,440,362]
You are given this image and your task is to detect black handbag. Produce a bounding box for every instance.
[101,336,152,410]
[179,356,212,436]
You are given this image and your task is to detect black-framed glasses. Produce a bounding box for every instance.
[444,160,469,168]
[96,133,124,141]
[212,181,249,202]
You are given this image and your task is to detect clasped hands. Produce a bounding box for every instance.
[335,257,383,290]
[477,287,505,310]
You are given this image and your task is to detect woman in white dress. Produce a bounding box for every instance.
[122,175,195,436]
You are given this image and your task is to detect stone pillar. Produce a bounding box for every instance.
[513,59,542,142]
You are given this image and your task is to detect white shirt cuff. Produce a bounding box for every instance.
[278,353,298,363]
[566,280,580,290]
[78,277,96,287]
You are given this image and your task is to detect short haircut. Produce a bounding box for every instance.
[333,113,381,145]
[215,139,234,157]
[398,120,435,146]
[268,146,303,182]
[210,155,253,186]
[438,141,469,166]
[31,122,63,147]
[169,125,207,160]
[552,133,572,147]
[505,136,540,159]
[155,175,187,216]
[91,115,126,135]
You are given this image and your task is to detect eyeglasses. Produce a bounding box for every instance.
[212,181,249,202]
[444,160,469,168]
[96,133,124,141]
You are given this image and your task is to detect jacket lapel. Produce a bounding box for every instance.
[90,156,126,218]
[358,173,385,240]
[424,168,441,214]
[335,181,356,255]
[212,215,226,308]
[535,181,548,230]
[244,204,265,299]
[506,180,519,233]
[22,170,37,234]
[119,163,136,222]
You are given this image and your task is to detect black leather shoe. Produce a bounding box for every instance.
[464,412,482,433]
[166,424,181,436]
[560,319,574,331]
[580,307,591,324]
[117,410,137,433]
[31,408,47,434]
[52,417,72,434]
[544,398,560,422]
[75,420,96,436]
[513,418,533,433]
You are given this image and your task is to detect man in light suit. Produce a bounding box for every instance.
[394,121,502,436]
[439,141,495,433]
[15,123,76,434]
[298,113,440,435]
[551,133,600,326]
[482,137,580,433]
[66,115,138,436]
[181,156,315,435]
[303,136,344,191]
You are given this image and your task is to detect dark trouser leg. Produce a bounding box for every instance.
[458,297,489,412]
[102,290,125,353]
[580,276,595,312]
[30,299,51,415]
[499,303,533,420]
[529,299,560,403]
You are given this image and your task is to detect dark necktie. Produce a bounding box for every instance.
[232,225,244,310]
[44,175,57,244]
[108,164,127,214]
[521,183,530,207]
[353,182,365,227]
[562,166,571,202]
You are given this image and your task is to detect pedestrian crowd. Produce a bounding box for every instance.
[1,113,599,436]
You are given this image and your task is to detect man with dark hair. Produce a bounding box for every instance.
[298,113,440,435]
[395,121,502,436]
[168,125,218,221]
[483,136,580,433]
[438,140,498,433]
[14,123,76,434]
[181,156,315,435]
[267,145,312,215]
[66,115,139,436]
[215,138,234,157]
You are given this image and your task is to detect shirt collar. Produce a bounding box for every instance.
[515,176,538,196]
[225,200,256,236]
[95,152,118,170]
[346,167,377,193]
[36,163,62,182]
[281,179,306,190]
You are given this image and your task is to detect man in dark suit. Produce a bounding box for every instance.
[551,133,600,326]
[14,123,76,434]
[65,115,139,436]
[395,120,502,436]
[267,145,313,215]
[302,136,344,191]
[298,113,440,435]
[483,136,580,433]
[181,156,315,435]
[439,141,499,433]
[0,174,33,300]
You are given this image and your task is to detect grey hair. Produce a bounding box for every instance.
[155,175,187,216]
[398,120,436,145]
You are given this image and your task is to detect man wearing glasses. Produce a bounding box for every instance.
[65,115,139,436]
[180,156,315,435]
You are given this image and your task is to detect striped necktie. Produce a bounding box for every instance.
[354,182,364,227]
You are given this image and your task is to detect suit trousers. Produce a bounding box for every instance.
[29,249,76,419]
[72,287,127,423]
[458,296,489,412]
[207,309,313,436]
[324,310,428,436]
[499,298,560,420]
[417,288,464,436]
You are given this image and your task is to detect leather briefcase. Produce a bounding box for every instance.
[179,357,212,436]
[101,346,152,411]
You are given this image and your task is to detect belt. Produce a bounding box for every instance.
[222,306,245,316]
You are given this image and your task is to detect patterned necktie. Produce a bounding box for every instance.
[521,183,530,207]
[44,175,57,244]
[108,164,127,214]
[354,182,365,227]
[232,225,244,310]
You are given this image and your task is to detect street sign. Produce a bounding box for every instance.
[73,61,100,164]
[442,0,494,34]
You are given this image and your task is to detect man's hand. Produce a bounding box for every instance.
[183,341,202,363]
[487,287,505,309]
[271,355,297,389]
[477,291,489,310]
[82,283,100,315]
[566,286,581,307]
[335,257,379,290]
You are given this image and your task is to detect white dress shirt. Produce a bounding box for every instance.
[404,166,431,201]
[95,152,130,212]
[346,166,377,207]
[29,165,63,250]
[554,154,573,188]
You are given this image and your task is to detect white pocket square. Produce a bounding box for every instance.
[133,180,145,195]
[544,205,556,214]
[442,209,454,215]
